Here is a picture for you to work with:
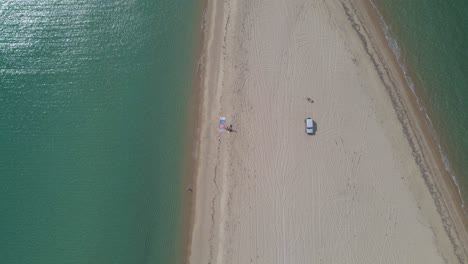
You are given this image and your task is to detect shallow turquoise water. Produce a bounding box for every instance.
[373,0,468,200]
[0,1,196,263]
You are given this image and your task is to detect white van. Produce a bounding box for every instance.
[305,118,314,135]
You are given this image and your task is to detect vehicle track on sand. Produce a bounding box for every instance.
[190,0,466,263]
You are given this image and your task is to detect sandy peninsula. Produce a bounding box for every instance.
[187,0,468,263]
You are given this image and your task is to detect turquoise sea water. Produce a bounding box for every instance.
[0,1,196,263]
[373,0,468,201]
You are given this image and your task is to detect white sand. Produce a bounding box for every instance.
[188,0,468,263]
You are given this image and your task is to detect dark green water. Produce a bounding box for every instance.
[373,0,468,202]
[0,1,196,263]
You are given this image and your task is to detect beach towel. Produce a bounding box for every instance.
[218,117,226,133]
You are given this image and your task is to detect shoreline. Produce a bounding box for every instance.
[353,0,468,254]
[368,0,466,211]
[179,0,208,262]
[186,0,227,262]
[181,0,221,262]
[187,0,468,263]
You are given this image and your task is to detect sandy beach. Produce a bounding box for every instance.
[188,0,468,263]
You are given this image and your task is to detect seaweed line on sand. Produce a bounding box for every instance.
[340,0,467,263]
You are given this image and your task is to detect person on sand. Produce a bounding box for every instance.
[227,124,235,133]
